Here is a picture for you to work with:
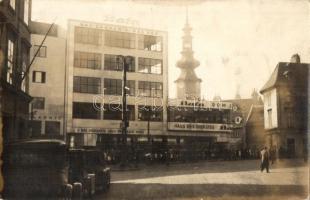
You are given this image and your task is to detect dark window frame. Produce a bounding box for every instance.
[104,104,135,121]
[138,81,163,97]
[138,105,163,122]
[74,27,102,45]
[32,71,46,83]
[138,57,162,74]
[73,76,101,94]
[104,54,135,72]
[74,51,102,70]
[33,45,47,58]
[73,102,101,120]
[104,30,136,49]
[138,34,163,52]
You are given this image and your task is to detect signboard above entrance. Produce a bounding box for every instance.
[167,122,233,132]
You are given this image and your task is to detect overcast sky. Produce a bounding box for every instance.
[32,0,310,99]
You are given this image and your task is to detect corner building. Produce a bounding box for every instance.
[66,20,168,150]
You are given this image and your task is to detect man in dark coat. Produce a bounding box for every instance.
[260,147,270,173]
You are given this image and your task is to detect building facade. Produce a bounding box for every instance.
[260,56,309,158]
[0,0,32,142]
[167,98,244,160]
[65,20,168,152]
[28,21,66,139]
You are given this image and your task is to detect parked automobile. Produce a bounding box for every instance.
[2,139,83,199]
[69,148,111,196]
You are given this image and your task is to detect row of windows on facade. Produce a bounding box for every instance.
[72,102,163,121]
[74,52,163,74]
[73,76,163,97]
[75,27,163,52]
[2,0,30,25]
[6,38,28,91]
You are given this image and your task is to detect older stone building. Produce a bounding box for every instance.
[260,55,308,158]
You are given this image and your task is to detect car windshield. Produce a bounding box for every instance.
[84,152,105,167]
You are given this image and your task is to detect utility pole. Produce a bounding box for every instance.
[117,55,133,168]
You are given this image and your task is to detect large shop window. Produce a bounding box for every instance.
[75,27,102,45]
[138,58,162,74]
[138,35,162,52]
[74,51,101,70]
[104,104,135,121]
[104,30,135,49]
[33,45,47,57]
[32,97,45,109]
[73,76,101,94]
[32,71,46,83]
[73,102,101,119]
[104,54,135,72]
[138,105,163,122]
[30,120,42,137]
[45,121,61,136]
[7,39,14,84]
[138,81,163,97]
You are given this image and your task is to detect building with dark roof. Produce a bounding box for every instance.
[260,56,308,158]
[223,90,264,150]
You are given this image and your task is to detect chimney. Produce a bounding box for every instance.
[290,54,301,63]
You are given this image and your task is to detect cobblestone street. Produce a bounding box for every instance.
[96,159,309,200]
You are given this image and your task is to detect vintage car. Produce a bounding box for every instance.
[2,139,82,199]
[69,148,111,197]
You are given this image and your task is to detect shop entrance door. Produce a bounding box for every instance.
[287,138,295,158]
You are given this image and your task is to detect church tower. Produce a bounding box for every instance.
[175,10,202,100]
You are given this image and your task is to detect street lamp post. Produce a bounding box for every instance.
[117,55,133,168]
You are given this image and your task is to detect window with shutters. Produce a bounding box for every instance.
[32,71,46,83]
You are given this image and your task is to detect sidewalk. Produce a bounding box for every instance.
[108,158,308,172]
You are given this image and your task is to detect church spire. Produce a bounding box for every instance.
[175,8,202,100]
[186,6,189,25]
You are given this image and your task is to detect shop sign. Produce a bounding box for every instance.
[77,21,161,36]
[168,99,233,110]
[73,127,148,135]
[167,122,232,132]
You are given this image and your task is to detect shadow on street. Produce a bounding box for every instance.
[99,183,307,200]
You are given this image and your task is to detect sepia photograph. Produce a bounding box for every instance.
[0,0,309,199]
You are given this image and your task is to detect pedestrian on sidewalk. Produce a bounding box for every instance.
[260,147,270,173]
[270,147,276,164]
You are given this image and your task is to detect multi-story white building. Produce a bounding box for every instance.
[65,19,168,147]
[29,21,67,138]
